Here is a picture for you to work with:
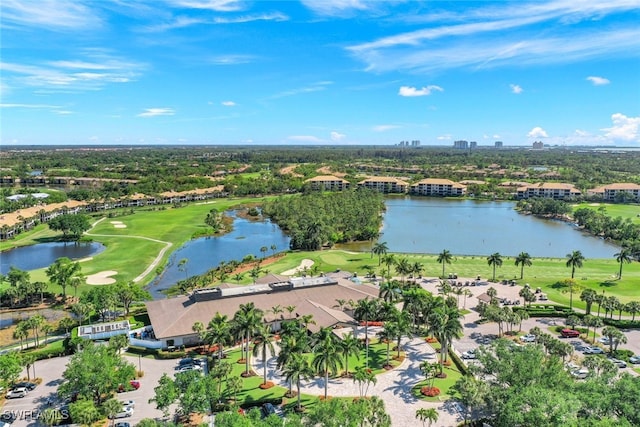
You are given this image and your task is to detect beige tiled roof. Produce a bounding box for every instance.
[0,200,87,227]
[358,176,409,185]
[146,278,380,339]
[412,178,466,188]
[589,183,640,193]
[517,182,580,191]
[305,175,349,183]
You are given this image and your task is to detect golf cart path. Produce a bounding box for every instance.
[85,217,173,283]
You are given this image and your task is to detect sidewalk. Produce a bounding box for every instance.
[253,336,463,427]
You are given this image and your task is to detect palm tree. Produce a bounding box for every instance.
[270,244,277,257]
[614,248,632,279]
[415,408,439,427]
[103,398,123,426]
[626,301,640,321]
[381,254,396,278]
[389,310,411,359]
[260,246,268,260]
[580,289,598,315]
[205,313,232,360]
[487,252,503,282]
[13,323,28,350]
[352,365,377,398]
[192,321,204,352]
[378,281,400,303]
[428,304,463,373]
[282,353,314,411]
[437,250,453,279]
[514,252,532,280]
[178,258,189,280]
[395,257,412,284]
[566,250,585,279]
[276,322,309,397]
[46,257,82,300]
[311,327,342,399]
[354,298,378,368]
[371,241,388,265]
[252,324,276,386]
[233,272,244,284]
[377,323,396,369]
[285,305,296,319]
[232,302,263,376]
[339,332,360,377]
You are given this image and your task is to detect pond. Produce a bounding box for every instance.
[336,197,620,258]
[146,212,290,299]
[0,241,105,275]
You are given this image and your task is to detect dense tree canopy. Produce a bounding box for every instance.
[262,189,384,250]
[47,214,91,240]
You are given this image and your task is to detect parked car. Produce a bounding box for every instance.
[520,334,536,343]
[608,358,627,368]
[177,365,203,374]
[5,387,28,399]
[0,412,17,424]
[560,329,580,338]
[629,355,640,364]
[110,405,134,419]
[117,380,140,393]
[120,400,135,408]
[11,382,37,391]
[262,403,276,418]
[114,423,131,427]
[584,346,605,354]
[461,349,477,359]
[576,345,591,352]
[571,368,589,379]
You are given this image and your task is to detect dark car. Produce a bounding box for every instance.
[262,403,276,417]
[11,382,37,391]
[1,412,17,424]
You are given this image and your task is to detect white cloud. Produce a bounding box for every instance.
[330,131,346,141]
[527,126,548,138]
[373,125,400,132]
[602,113,640,142]
[346,1,640,73]
[510,84,523,94]
[213,12,288,24]
[221,101,236,107]
[437,134,452,140]
[270,81,333,99]
[0,103,61,109]
[586,76,610,86]
[165,0,245,12]
[137,108,175,118]
[300,0,373,17]
[1,0,102,31]
[398,85,443,97]
[493,134,501,139]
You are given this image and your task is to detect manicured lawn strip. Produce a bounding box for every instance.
[411,364,464,402]
[266,251,640,308]
[572,203,640,224]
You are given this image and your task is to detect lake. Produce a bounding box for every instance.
[337,197,620,258]
[0,241,105,275]
[146,212,290,298]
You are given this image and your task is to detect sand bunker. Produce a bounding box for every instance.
[110,221,127,229]
[86,270,118,285]
[281,259,314,276]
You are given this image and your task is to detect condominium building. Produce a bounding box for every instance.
[516,183,581,200]
[411,178,466,196]
[304,175,351,191]
[587,183,640,201]
[357,176,409,193]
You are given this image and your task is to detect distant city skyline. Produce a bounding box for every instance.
[1,0,639,146]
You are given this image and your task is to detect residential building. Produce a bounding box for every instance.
[469,141,477,149]
[532,141,544,150]
[494,141,503,148]
[587,183,640,201]
[453,140,469,149]
[357,176,409,193]
[411,178,466,196]
[305,175,350,191]
[516,183,581,200]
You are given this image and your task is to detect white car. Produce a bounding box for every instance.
[6,387,28,399]
[110,406,134,419]
[571,368,589,379]
[120,400,135,408]
[177,365,203,374]
[585,347,605,354]
[520,334,536,343]
[461,349,477,359]
[629,355,640,364]
[608,358,627,369]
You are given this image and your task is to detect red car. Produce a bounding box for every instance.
[561,329,580,338]
[117,381,141,393]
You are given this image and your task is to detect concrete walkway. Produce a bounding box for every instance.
[253,336,463,427]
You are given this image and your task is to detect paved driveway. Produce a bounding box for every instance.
[1,354,178,427]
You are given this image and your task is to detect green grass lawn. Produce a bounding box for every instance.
[572,202,640,224]
[266,250,640,309]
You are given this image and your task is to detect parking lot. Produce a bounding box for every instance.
[1,355,179,427]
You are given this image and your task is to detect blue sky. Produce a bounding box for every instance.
[1,0,639,146]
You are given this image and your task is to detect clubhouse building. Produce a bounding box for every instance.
[143,272,379,349]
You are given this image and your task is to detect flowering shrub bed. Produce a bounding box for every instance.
[420,386,441,397]
[259,381,275,389]
[359,321,384,327]
[425,337,438,343]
